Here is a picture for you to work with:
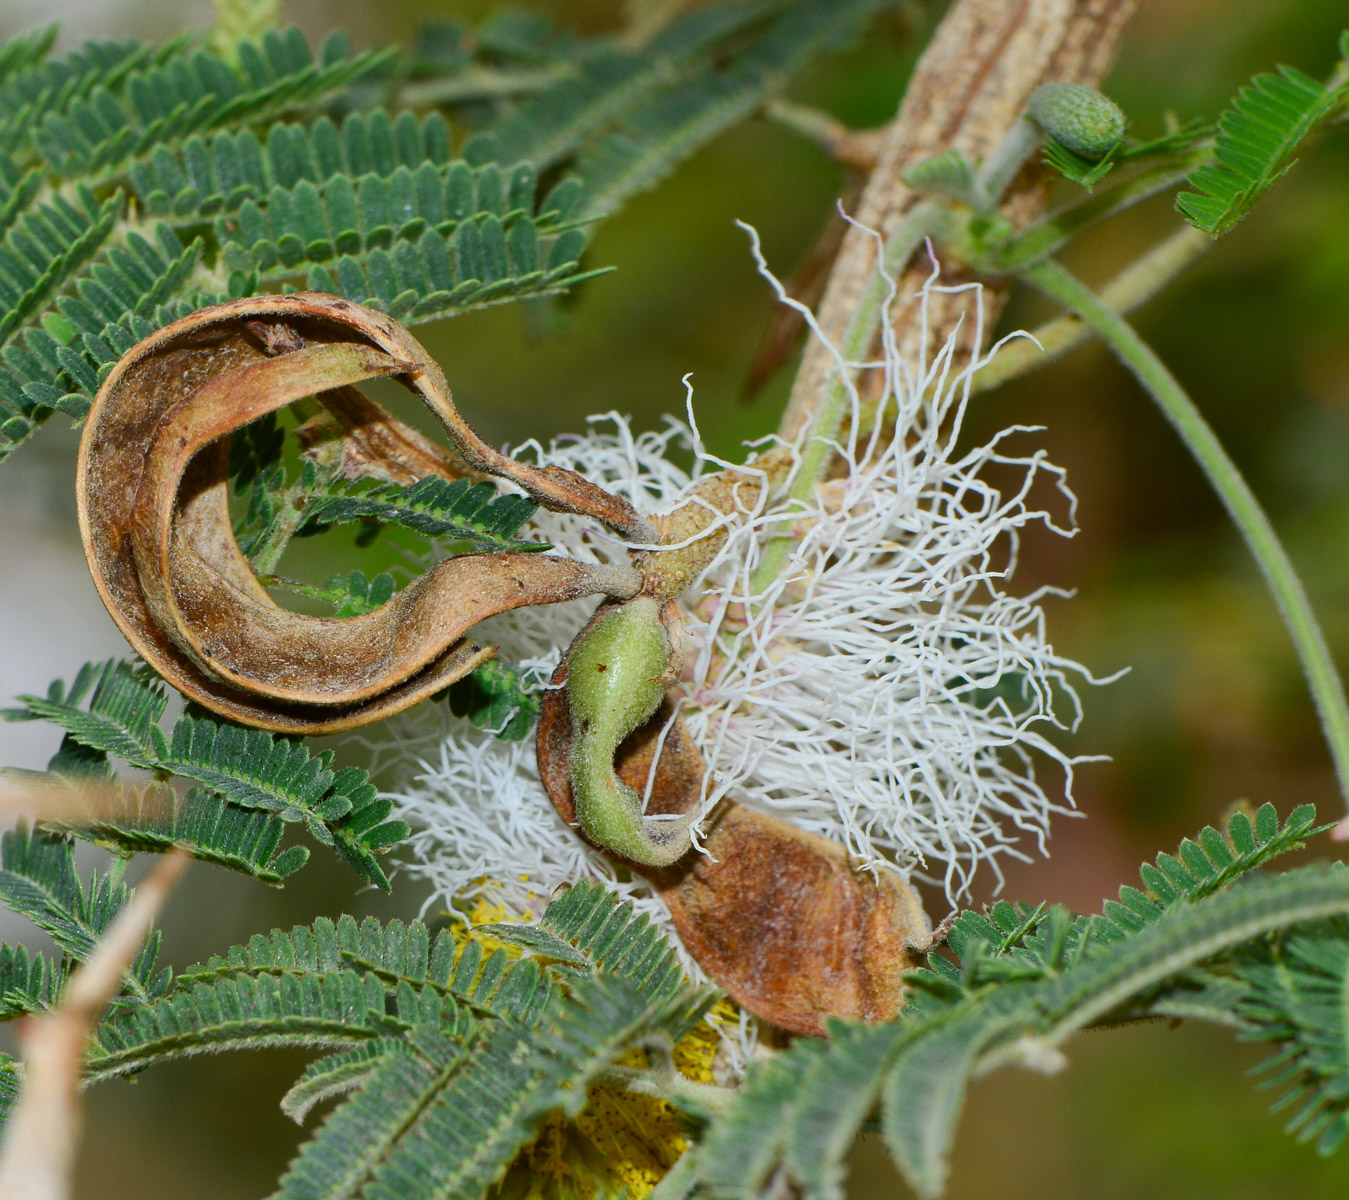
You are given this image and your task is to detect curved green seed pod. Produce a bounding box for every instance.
[566,596,696,866]
[1027,82,1127,160]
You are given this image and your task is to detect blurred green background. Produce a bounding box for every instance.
[4,1,1349,1196]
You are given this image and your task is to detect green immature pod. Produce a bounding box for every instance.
[566,596,695,866]
[1027,82,1127,160]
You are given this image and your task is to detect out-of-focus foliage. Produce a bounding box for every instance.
[0,2,1348,1198]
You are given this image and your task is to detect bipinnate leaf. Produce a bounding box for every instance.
[0,942,69,1019]
[684,806,1349,1200]
[279,1039,416,1125]
[536,877,687,1002]
[0,821,130,963]
[879,1001,1038,1198]
[1239,916,1349,1154]
[1176,55,1349,236]
[56,784,309,885]
[177,913,556,1028]
[9,660,400,887]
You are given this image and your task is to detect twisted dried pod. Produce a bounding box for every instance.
[77,294,643,734]
[538,605,933,1037]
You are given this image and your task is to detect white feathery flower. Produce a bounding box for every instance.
[386,222,1101,967]
[678,226,1100,898]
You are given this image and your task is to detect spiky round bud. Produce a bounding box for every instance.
[1027,82,1127,159]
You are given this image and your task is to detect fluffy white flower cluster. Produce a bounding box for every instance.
[681,229,1099,897]
[385,233,1099,962]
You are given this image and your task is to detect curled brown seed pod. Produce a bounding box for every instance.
[77,293,643,734]
[538,606,932,1037]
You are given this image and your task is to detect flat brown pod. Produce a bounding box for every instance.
[538,609,932,1037]
[76,294,642,734]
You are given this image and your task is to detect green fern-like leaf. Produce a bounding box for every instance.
[301,476,541,550]
[273,1027,473,1200]
[356,974,707,1200]
[235,456,542,579]
[215,157,553,286]
[877,1001,1027,1199]
[1176,60,1349,237]
[0,226,210,454]
[893,866,1349,1198]
[84,967,468,1084]
[0,29,394,462]
[1,3,886,465]
[0,187,120,344]
[7,658,166,760]
[0,820,132,962]
[462,2,776,174]
[571,0,890,219]
[157,715,407,887]
[8,660,404,888]
[904,802,1326,1012]
[35,29,392,186]
[56,783,309,885]
[177,913,556,1027]
[1230,918,1349,1154]
[0,941,68,1019]
[73,888,707,1200]
[528,876,691,1004]
[302,220,601,322]
[131,109,452,222]
[280,1038,417,1124]
[695,1036,833,1197]
[0,36,161,159]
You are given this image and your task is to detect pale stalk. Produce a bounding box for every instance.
[755,0,1134,594]
[1024,255,1349,808]
[747,200,947,595]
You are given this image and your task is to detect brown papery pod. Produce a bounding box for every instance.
[538,609,933,1037]
[77,293,643,734]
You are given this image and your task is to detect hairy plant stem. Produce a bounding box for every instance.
[747,199,947,596]
[597,1044,737,1119]
[972,224,1211,394]
[397,65,571,107]
[988,151,1207,271]
[972,116,1041,209]
[1024,255,1349,809]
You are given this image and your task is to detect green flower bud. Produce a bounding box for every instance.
[1027,82,1127,160]
[566,596,694,866]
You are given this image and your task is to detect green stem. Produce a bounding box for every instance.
[397,64,570,107]
[973,225,1211,394]
[988,150,1207,271]
[974,117,1041,209]
[1024,255,1349,809]
[751,199,948,594]
[598,1061,737,1118]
